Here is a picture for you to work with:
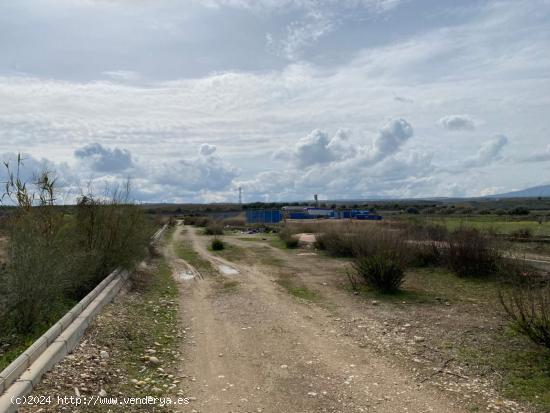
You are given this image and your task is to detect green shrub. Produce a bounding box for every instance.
[353,254,406,293]
[222,216,246,227]
[0,158,151,335]
[500,286,550,350]
[184,216,211,227]
[205,221,224,235]
[510,227,533,239]
[509,206,530,216]
[314,229,353,256]
[278,227,299,249]
[410,243,441,267]
[211,238,224,250]
[446,227,500,276]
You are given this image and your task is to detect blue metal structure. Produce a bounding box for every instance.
[246,209,282,224]
[246,208,382,223]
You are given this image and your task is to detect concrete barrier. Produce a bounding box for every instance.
[0,225,167,412]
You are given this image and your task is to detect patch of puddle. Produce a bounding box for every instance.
[219,265,239,275]
[297,252,317,256]
[176,271,195,281]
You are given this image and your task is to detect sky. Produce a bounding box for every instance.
[1,0,549,203]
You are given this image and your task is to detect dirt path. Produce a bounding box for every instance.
[168,225,468,413]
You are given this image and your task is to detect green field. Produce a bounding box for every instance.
[423,216,550,236]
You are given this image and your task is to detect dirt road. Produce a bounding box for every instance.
[169,225,468,413]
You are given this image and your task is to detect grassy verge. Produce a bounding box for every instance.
[209,241,246,262]
[0,300,76,370]
[213,279,240,295]
[92,258,180,403]
[457,329,550,410]
[276,277,320,301]
[0,235,7,262]
[19,255,182,412]
[348,266,511,305]
[175,238,213,274]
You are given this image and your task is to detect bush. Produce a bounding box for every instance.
[211,238,225,250]
[410,243,441,267]
[406,207,419,214]
[314,228,353,256]
[222,216,246,227]
[205,221,224,235]
[279,227,299,248]
[1,203,76,333]
[446,228,500,276]
[500,286,550,350]
[509,206,530,216]
[130,266,155,293]
[74,192,151,294]
[0,159,151,335]
[353,254,406,293]
[184,216,211,227]
[510,228,533,239]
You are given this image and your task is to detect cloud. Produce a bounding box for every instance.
[102,70,141,82]
[1,1,548,200]
[199,143,217,156]
[74,143,134,172]
[0,152,77,203]
[464,135,509,167]
[3,142,239,204]
[275,11,334,60]
[438,115,475,131]
[263,0,404,60]
[368,118,413,163]
[243,118,418,199]
[520,144,550,163]
[393,93,413,103]
[280,119,412,170]
[288,128,354,167]
[198,0,403,14]
[147,155,238,193]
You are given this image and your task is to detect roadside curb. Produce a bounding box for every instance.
[0,225,167,413]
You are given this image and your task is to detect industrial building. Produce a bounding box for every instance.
[246,206,382,224]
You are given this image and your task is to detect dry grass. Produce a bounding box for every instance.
[0,236,7,263]
[222,215,246,227]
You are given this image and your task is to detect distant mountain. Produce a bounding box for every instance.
[489,184,550,198]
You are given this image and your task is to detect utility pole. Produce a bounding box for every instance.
[238,187,242,205]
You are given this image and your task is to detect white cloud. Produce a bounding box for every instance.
[368,118,413,164]
[1,1,549,200]
[464,135,509,168]
[102,70,141,82]
[74,143,134,172]
[199,143,217,156]
[2,142,238,204]
[288,128,356,167]
[438,115,475,131]
[520,144,550,163]
[275,11,334,60]
[197,0,403,14]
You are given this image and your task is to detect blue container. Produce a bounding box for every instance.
[289,212,312,220]
[246,209,282,224]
